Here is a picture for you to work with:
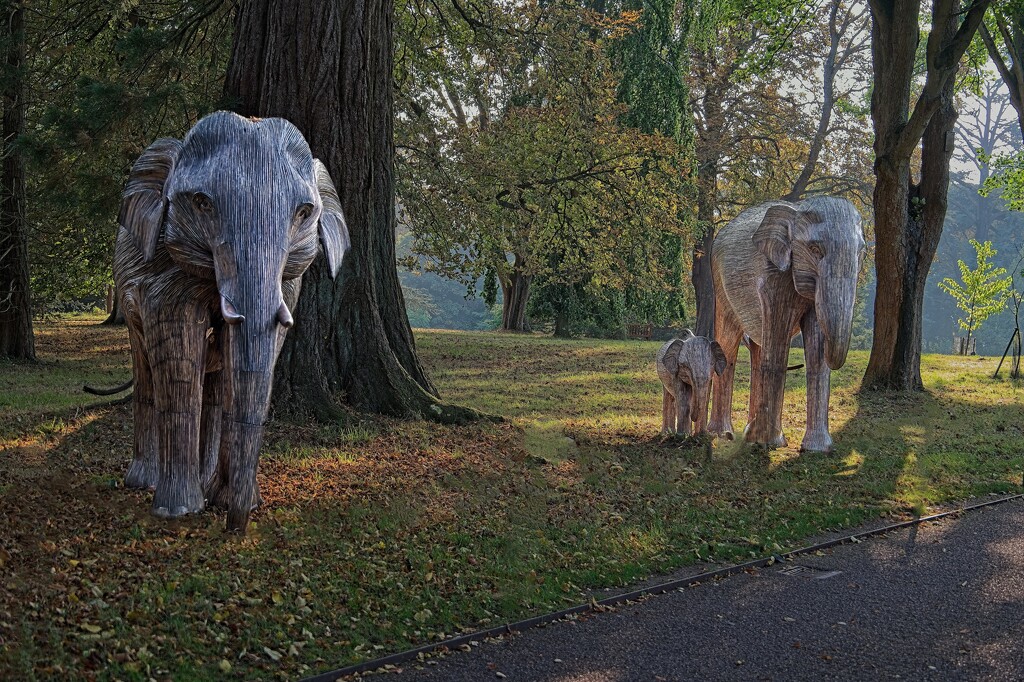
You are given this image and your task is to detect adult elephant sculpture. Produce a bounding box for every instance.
[708,196,864,452]
[114,111,349,530]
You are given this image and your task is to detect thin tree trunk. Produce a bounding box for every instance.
[501,269,531,332]
[692,94,721,338]
[0,1,32,360]
[784,0,841,201]
[102,286,125,325]
[224,0,478,423]
[553,305,569,338]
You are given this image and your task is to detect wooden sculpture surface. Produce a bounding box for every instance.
[656,331,726,436]
[709,196,864,452]
[114,111,350,530]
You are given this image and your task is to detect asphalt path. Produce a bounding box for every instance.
[386,499,1024,681]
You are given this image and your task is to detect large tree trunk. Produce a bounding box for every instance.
[500,269,531,332]
[224,0,478,423]
[0,1,32,360]
[691,85,722,338]
[863,0,989,391]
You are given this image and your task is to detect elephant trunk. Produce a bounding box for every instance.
[220,317,285,531]
[690,379,712,433]
[817,274,855,371]
[215,241,289,531]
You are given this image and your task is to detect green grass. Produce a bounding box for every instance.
[2,315,1023,680]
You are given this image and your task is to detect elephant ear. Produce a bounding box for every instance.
[663,338,686,376]
[752,205,797,272]
[314,159,351,278]
[118,138,182,262]
[710,341,727,376]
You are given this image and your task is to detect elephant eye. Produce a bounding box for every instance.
[191,193,214,213]
[295,204,314,223]
[808,242,825,258]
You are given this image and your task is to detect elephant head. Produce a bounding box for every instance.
[119,111,350,529]
[660,330,727,431]
[752,197,864,370]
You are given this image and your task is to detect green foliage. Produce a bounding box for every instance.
[938,239,1013,348]
[6,317,1024,679]
[397,228,498,330]
[981,149,1024,210]
[397,0,692,328]
[24,2,232,313]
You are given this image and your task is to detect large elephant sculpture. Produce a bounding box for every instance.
[656,331,726,436]
[708,196,864,452]
[114,111,349,530]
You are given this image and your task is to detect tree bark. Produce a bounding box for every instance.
[500,268,531,332]
[863,0,991,391]
[980,18,1024,137]
[224,0,479,423]
[553,301,570,338]
[0,1,33,360]
[692,83,723,338]
[102,286,126,325]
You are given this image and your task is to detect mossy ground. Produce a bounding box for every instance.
[2,315,1022,680]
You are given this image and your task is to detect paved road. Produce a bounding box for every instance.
[390,499,1024,681]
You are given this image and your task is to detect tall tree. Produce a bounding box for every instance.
[954,80,1016,243]
[979,2,1024,135]
[397,2,686,332]
[685,0,870,336]
[225,0,476,422]
[782,0,872,201]
[863,0,992,391]
[0,0,33,360]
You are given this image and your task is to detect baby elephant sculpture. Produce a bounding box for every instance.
[114,111,350,531]
[709,196,864,452]
[656,331,727,436]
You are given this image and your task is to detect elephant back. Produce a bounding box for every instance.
[655,339,677,391]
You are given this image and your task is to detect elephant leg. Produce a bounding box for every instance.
[709,301,742,439]
[144,301,209,518]
[676,383,692,437]
[199,369,223,489]
[745,278,804,448]
[661,388,674,435]
[746,335,789,448]
[746,341,763,432]
[692,388,709,435]
[124,322,158,490]
[206,394,263,513]
[800,308,833,452]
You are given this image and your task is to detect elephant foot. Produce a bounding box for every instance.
[707,421,734,441]
[152,479,205,519]
[205,476,261,513]
[744,423,788,449]
[125,457,158,491]
[800,430,833,453]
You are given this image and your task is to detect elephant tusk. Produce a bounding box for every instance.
[276,301,294,328]
[220,295,245,325]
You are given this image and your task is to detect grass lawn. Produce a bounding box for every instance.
[2,314,1023,680]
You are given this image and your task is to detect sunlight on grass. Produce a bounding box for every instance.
[837,449,864,476]
[2,318,1024,680]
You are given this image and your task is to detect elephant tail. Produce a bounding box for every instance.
[83,378,134,396]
